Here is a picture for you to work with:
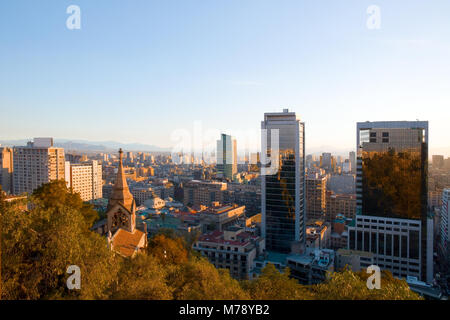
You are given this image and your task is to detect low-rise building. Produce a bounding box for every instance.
[198,203,246,232]
[194,226,265,280]
[335,248,375,272]
[305,220,331,249]
[183,180,227,206]
[330,214,353,250]
[286,248,335,285]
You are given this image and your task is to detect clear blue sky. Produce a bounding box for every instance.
[1,0,450,156]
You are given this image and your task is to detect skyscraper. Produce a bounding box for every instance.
[441,189,449,260]
[216,133,237,181]
[349,121,432,282]
[261,109,306,253]
[12,138,65,195]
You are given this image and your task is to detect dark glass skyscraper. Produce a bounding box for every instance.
[349,121,432,282]
[261,109,305,253]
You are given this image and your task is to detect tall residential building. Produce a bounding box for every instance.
[12,138,65,195]
[321,153,332,171]
[0,146,13,193]
[305,172,327,221]
[65,160,103,201]
[216,133,237,181]
[325,191,356,222]
[349,151,356,174]
[432,155,444,169]
[349,121,432,282]
[441,189,449,259]
[261,109,306,253]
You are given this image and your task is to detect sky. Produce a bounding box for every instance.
[1,0,450,156]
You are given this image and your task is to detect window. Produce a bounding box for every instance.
[386,234,392,256]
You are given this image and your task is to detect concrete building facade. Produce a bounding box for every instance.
[12,138,65,195]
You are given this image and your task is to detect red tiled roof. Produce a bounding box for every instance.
[112,228,146,258]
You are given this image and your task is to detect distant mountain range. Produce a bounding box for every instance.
[1,139,447,157]
[0,139,171,153]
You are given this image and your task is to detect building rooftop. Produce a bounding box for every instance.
[198,229,259,247]
[336,248,374,258]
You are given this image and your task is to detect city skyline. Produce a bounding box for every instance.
[1,1,450,157]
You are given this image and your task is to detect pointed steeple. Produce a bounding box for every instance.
[108,149,134,211]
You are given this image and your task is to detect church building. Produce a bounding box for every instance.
[100,149,147,258]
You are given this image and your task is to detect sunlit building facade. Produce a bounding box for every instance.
[12,138,65,195]
[0,146,13,194]
[261,109,306,253]
[349,121,432,282]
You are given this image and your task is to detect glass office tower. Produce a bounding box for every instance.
[216,133,237,181]
[349,121,432,282]
[261,109,305,253]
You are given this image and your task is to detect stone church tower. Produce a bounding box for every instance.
[105,149,146,258]
[107,149,136,234]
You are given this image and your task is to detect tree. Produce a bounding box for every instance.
[32,180,98,227]
[167,257,249,300]
[1,184,118,300]
[112,253,172,300]
[0,185,4,299]
[147,234,189,266]
[242,263,313,300]
[308,268,422,300]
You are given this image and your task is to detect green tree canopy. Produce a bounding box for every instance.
[1,189,118,300]
[167,257,249,300]
[309,268,422,300]
[32,180,98,227]
[242,263,313,300]
[112,253,172,300]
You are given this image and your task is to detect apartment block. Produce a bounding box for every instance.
[306,172,327,221]
[13,138,65,195]
[325,191,356,222]
[193,226,265,280]
[65,160,103,201]
[183,180,227,206]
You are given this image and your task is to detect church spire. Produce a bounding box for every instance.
[108,148,134,211]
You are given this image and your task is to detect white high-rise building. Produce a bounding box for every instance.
[13,138,65,195]
[65,160,103,201]
[261,109,306,253]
